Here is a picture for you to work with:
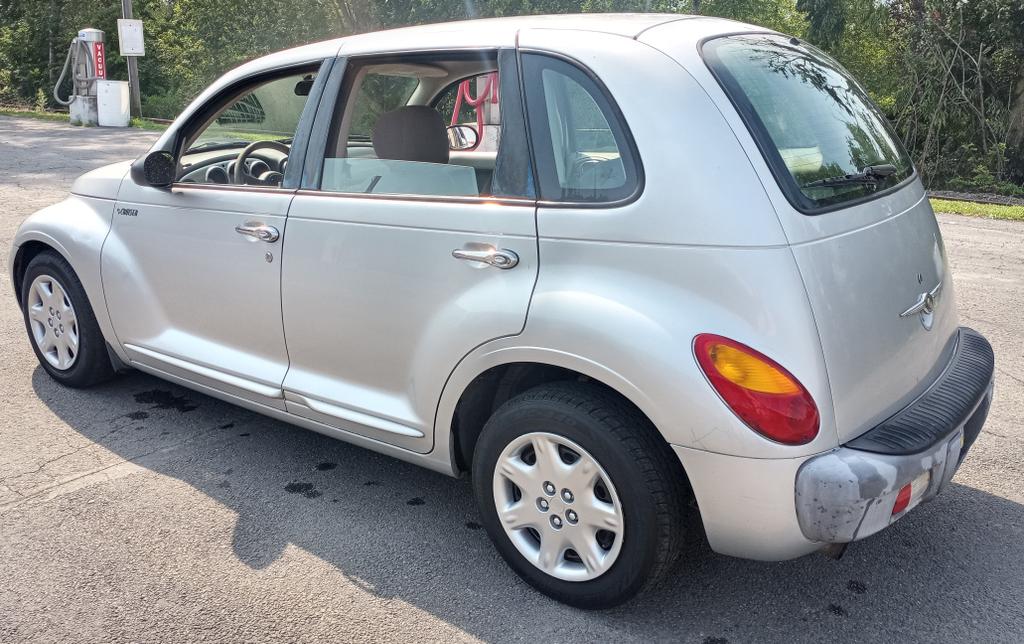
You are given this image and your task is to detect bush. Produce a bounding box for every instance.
[33,87,46,112]
[141,91,187,121]
[939,144,1024,196]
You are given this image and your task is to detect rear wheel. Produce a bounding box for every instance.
[472,381,688,608]
[20,251,113,387]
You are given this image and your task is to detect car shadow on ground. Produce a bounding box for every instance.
[31,367,1024,643]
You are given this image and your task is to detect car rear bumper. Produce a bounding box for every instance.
[674,326,994,561]
[795,327,994,544]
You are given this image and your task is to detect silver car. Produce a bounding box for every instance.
[10,14,995,607]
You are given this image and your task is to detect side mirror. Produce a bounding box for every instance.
[446,124,479,151]
[140,150,176,188]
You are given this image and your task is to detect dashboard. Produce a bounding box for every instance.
[178,146,289,186]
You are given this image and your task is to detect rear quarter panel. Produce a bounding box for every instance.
[505,241,838,459]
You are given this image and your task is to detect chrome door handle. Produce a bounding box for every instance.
[235,222,280,243]
[452,246,519,269]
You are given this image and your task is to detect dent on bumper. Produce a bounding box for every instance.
[796,331,994,545]
[794,430,965,544]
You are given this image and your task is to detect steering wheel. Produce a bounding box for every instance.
[233,140,290,185]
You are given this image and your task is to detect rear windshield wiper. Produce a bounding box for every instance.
[803,164,898,189]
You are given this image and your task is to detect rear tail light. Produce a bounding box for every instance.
[891,483,912,516]
[693,334,819,445]
[891,471,930,518]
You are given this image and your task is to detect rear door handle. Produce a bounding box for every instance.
[452,245,519,269]
[235,222,280,243]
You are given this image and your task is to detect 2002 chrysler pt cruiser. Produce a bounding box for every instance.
[11,14,995,607]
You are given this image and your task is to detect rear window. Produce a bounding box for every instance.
[703,34,913,213]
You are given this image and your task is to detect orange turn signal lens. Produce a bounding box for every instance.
[707,343,801,395]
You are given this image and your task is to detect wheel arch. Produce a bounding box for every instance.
[437,346,681,479]
[11,237,72,306]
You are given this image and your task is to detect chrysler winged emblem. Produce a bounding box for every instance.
[900,281,942,330]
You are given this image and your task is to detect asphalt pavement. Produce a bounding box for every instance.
[1,116,1022,643]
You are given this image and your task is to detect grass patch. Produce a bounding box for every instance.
[930,198,1024,221]
[129,117,169,132]
[1,108,168,131]
[0,108,68,122]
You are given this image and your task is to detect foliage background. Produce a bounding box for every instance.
[1,0,1022,193]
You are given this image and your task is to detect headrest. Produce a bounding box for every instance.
[372,106,449,164]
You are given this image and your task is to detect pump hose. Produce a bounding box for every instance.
[52,40,77,105]
[53,39,93,106]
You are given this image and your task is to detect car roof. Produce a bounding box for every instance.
[347,13,694,43]
[152,13,756,151]
[246,13,744,68]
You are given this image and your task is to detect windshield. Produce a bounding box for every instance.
[703,34,913,212]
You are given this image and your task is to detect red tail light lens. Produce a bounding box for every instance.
[891,472,929,518]
[891,483,912,516]
[694,334,819,445]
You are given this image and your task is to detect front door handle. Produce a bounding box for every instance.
[452,245,519,269]
[235,222,280,243]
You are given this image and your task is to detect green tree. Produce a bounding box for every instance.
[1,0,1020,191]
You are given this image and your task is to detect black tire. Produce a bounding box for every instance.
[472,381,689,608]
[20,250,114,388]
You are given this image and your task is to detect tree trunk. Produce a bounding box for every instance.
[47,0,56,84]
[329,0,378,34]
[1007,66,1024,154]
[911,0,926,23]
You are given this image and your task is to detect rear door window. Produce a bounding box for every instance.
[317,52,531,200]
[703,34,913,213]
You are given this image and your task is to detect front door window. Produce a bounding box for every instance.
[178,70,318,187]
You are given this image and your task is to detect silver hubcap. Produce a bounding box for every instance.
[27,274,79,370]
[493,432,624,582]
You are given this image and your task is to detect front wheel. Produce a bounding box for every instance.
[20,251,113,388]
[472,382,689,608]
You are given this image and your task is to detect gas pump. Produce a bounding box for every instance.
[53,28,107,126]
